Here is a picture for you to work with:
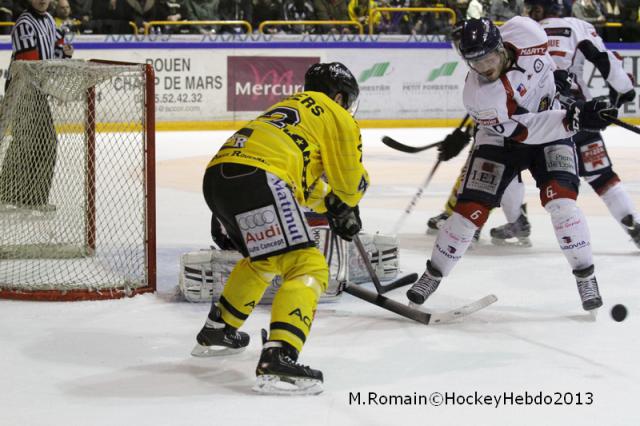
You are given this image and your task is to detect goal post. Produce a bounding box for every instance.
[0,59,156,301]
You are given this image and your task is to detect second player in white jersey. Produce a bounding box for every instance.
[486,0,640,250]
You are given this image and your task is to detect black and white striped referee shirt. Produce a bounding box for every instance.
[10,7,66,61]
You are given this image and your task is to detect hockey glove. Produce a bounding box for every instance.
[324,192,362,242]
[553,69,574,97]
[565,97,617,132]
[609,86,636,108]
[438,128,470,161]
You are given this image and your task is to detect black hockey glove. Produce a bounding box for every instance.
[324,192,362,242]
[554,69,574,96]
[211,215,236,250]
[609,86,636,108]
[438,128,470,161]
[565,97,617,132]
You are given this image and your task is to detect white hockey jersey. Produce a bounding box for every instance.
[539,17,633,100]
[463,16,573,147]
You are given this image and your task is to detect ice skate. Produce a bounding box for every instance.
[490,204,531,247]
[253,334,323,396]
[406,261,443,305]
[426,212,449,234]
[573,265,602,311]
[621,214,640,249]
[191,306,249,357]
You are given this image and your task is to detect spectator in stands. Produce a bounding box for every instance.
[410,0,454,35]
[125,0,182,30]
[489,0,524,21]
[91,0,127,33]
[572,0,606,25]
[602,0,622,19]
[466,0,485,17]
[348,0,380,33]
[253,0,284,33]
[620,0,640,41]
[181,0,219,34]
[376,0,411,34]
[69,0,91,26]
[219,0,252,33]
[0,0,13,35]
[54,0,80,32]
[313,0,351,33]
[283,0,316,33]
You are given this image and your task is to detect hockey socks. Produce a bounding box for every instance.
[545,198,593,270]
[430,212,478,277]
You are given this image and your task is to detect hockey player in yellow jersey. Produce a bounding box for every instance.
[192,62,369,395]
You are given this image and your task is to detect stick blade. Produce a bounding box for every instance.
[344,284,432,324]
[428,294,498,324]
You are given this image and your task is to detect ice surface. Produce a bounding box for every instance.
[1,127,639,426]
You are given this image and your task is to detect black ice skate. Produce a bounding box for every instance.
[427,212,449,234]
[621,214,640,249]
[191,305,249,357]
[253,336,323,396]
[489,204,531,247]
[573,265,603,311]
[406,261,443,305]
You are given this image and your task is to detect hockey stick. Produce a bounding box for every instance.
[345,235,497,324]
[390,158,442,235]
[601,113,640,135]
[381,137,441,154]
[381,114,472,154]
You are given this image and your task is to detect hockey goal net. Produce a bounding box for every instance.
[0,59,155,301]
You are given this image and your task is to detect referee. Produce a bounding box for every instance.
[0,0,73,211]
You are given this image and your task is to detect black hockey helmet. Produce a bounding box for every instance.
[458,18,503,61]
[304,62,360,114]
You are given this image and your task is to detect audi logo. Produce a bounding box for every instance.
[237,209,276,230]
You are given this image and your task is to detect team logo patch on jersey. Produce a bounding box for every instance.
[469,107,499,126]
[519,45,547,56]
[544,145,576,173]
[534,59,544,73]
[544,27,572,37]
[538,95,551,112]
[466,158,505,195]
[236,205,287,258]
[517,83,527,97]
[580,140,610,172]
[266,173,311,246]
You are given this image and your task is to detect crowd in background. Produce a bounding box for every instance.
[0,0,637,41]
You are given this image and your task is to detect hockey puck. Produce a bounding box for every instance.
[611,304,628,322]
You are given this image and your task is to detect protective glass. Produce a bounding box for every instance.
[347,97,360,116]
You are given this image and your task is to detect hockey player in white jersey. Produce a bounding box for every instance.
[489,0,640,248]
[407,16,617,311]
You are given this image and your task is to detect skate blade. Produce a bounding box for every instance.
[190,343,246,357]
[490,237,531,248]
[425,227,439,235]
[252,374,323,396]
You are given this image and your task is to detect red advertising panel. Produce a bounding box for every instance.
[227,56,320,111]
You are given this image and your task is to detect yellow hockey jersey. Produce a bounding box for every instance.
[207,91,369,212]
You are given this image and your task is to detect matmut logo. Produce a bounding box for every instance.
[227,56,319,111]
[519,44,547,56]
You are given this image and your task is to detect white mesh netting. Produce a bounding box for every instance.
[0,60,154,299]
